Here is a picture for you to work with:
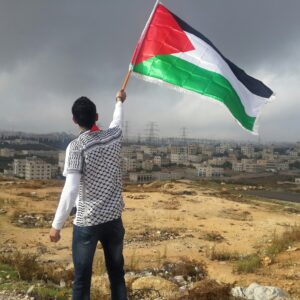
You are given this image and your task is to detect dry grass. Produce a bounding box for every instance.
[162,257,207,281]
[233,254,261,274]
[0,197,17,207]
[126,250,140,271]
[91,289,110,300]
[10,211,54,228]
[207,246,240,261]
[163,189,197,196]
[266,225,300,258]
[0,251,73,285]
[174,279,233,300]
[203,231,225,242]
[219,208,253,221]
[152,198,181,210]
[30,287,70,300]
[123,181,166,193]
[0,251,40,281]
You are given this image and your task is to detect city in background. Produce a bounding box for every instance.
[1,123,299,185]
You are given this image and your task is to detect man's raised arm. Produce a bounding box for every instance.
[109,90,126,129]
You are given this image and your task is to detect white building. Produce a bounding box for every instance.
[188,154,202,163]
[142,159,153,171]
[24,157,52,180]
[265,160,289,171]
[121,158,138,173]
[201,147,214,157]
[232,162,243,172]
[170,153,188,165]
[289,150,299,158]
[170,146,187,154]
[188,144,198,155]
[243,162,263,173]
[216,143,231,154]
[153,156,162,167]
[208,157,227,166]
[129,172,153,183]
[141,146,156,155]
[153,171,180,181]
[277,162,289,171]
[262,148,274,160]
[241,145,255,158]
[196,166,224,177]
[121,146,135,158]
[0,148,15,157]
[13,157,54,179]
[13,159,26,177]
[136,151,144,161]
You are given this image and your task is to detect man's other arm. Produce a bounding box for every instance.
[51,173,81,230]
[50,143,82,242]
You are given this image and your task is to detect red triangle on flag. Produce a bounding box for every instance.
[131,4,195,65]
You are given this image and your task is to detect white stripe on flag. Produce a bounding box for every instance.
[173,32,268,118]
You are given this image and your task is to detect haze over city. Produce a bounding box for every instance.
[0,0,299,142]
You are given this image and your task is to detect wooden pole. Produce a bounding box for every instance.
[120,69,132,91]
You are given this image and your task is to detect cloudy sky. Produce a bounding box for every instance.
[0,0,299,142]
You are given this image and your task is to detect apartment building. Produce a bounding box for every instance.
[153,156,162,167]
[142,159,154,171]
[121,146,135,158]
[0,148,15,157]
[129,172,153,183]
[25,157,52,180]
[196,166,224,177]
[13,159,26,177]
[121,157,138,173]
[188,144,198,155]
[241,145,255,158]
[208,157,227,166]
[232,161,243,172]
[188,154,202,163]
[170,153,188,165]
[13,157,53,179]
[215,143,232,154]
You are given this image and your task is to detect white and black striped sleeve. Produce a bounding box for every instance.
[65,140,83,174]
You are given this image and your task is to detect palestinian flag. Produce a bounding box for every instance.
[130,2,273,133]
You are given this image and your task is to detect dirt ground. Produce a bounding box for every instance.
[0,179,299,299]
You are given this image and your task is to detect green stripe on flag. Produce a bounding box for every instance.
[133,55,256,131]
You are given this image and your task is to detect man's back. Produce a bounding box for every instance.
[67,126,124,226]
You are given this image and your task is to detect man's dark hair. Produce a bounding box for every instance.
[72,97,97,129]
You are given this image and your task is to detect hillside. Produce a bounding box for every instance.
[0,179,299,299]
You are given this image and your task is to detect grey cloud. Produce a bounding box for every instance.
[0,0,299,141]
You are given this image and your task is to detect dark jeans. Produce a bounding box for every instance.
[72,217,127,300]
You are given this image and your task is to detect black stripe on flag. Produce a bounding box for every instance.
[172,13,273,99]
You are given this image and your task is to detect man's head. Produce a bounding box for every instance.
[72,96,98,129]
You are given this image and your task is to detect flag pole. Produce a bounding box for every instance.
[120,69,132,91]
[120,0,160,91]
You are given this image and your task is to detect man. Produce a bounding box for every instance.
[50,90,127,300]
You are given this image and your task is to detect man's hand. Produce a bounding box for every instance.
[50,227,61,243]
[116,90,126,103]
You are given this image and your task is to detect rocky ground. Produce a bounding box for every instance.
[0,179,299,299]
